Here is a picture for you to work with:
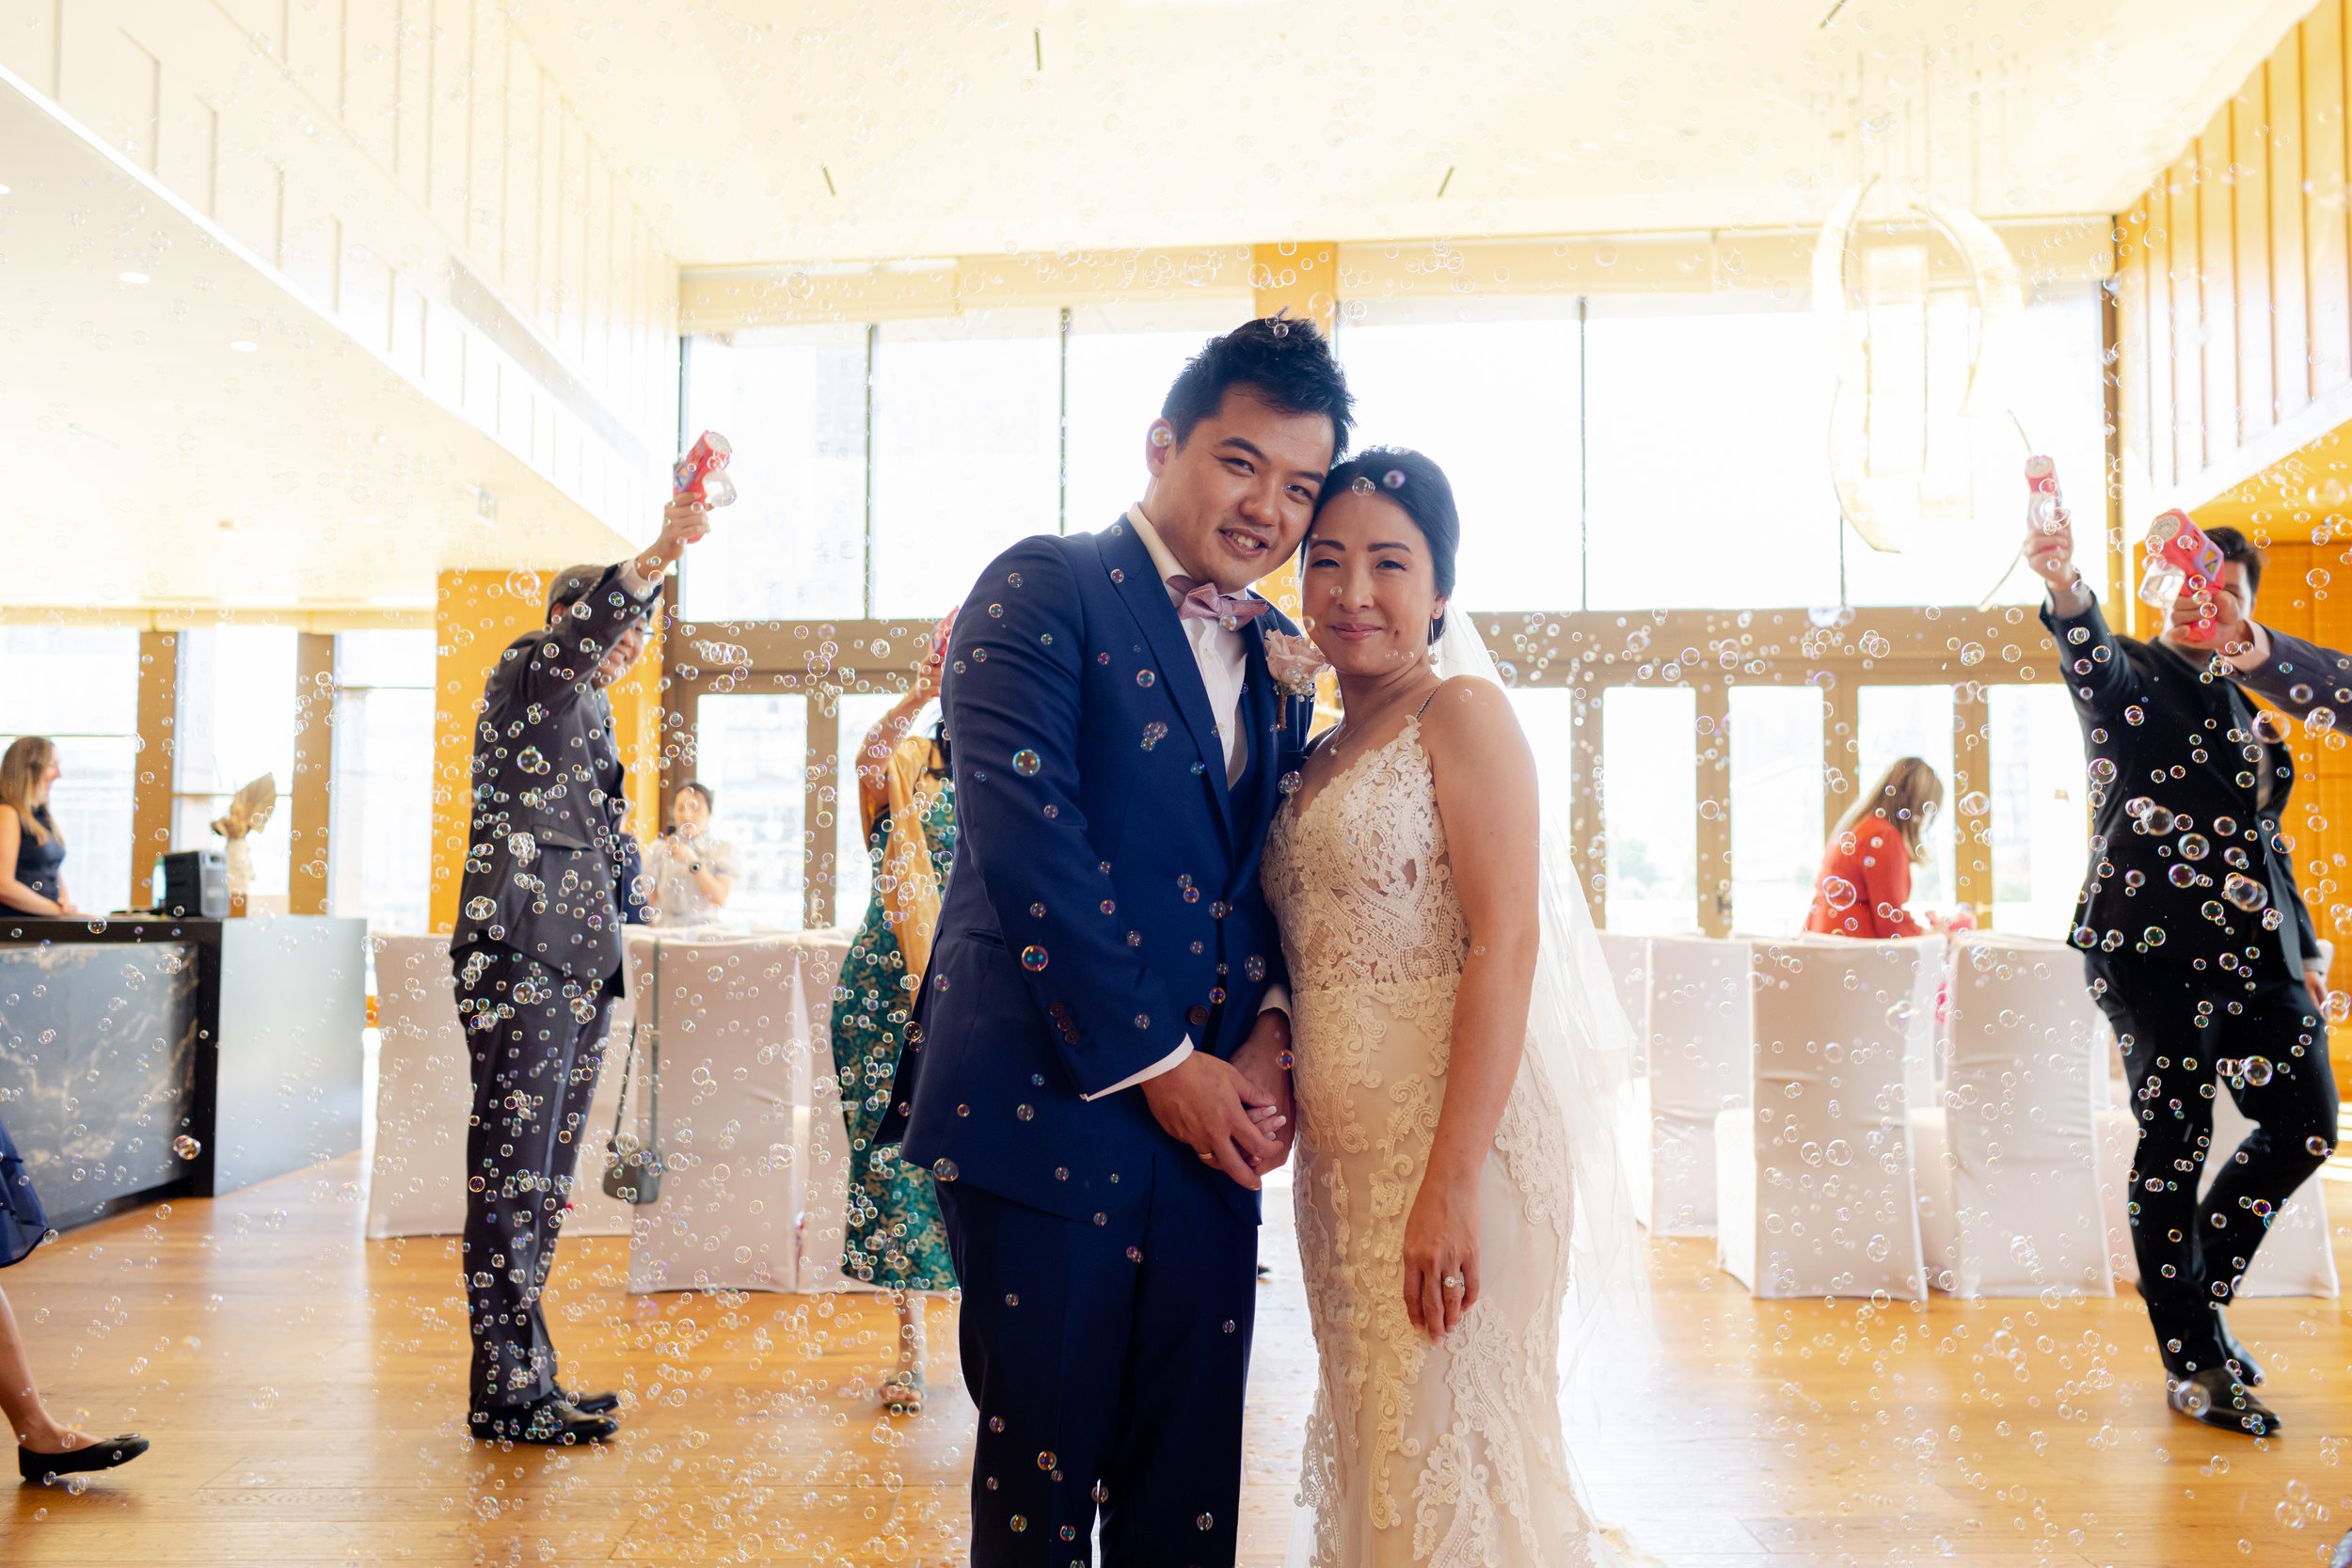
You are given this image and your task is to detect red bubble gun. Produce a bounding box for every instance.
[674,431,736,508]
[2139,510,2225,635]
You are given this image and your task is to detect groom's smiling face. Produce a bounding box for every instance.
[1142,388,1333,593]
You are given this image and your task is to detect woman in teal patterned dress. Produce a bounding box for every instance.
[835,626,957,1416]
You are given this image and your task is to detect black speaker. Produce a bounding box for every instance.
[154,850,228,918]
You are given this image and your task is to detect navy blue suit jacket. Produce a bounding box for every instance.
[884,518,1315,1224]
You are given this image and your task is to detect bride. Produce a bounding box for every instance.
[1263,447,1644,1567]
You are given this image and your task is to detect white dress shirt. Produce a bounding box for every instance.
[1080,504,1289,1101]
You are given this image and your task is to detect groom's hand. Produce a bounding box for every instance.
[1140,1053,1283,1190]
[1229,1012,1296,1174]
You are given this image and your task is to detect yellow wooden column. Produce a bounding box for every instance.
[1250,242,1341,694]
[427,569,666,934]
[132,630,180,909]
[288,632,337,915]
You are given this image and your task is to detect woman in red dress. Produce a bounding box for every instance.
[1805,756,1947,938]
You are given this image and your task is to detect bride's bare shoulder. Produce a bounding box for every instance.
[1418,675,1532,775]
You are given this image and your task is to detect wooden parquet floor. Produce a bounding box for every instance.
[4,1152,2352,1565]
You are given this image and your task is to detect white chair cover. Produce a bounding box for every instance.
[1911,938,2114,1298]
[1636,935,1751,1236]
[1717,937,1941,1299]
[2101,1078,2339,1299]
[364,932,630,1240]
[616,929,855,1294]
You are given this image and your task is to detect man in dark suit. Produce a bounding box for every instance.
[2030,504,2337,1438]
[451,501,708,1444]
[879,317,1346,1564]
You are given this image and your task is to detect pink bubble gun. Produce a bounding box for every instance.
[2025,455,2062,530]
[2139,510,2225,637]
[673,431,736,508]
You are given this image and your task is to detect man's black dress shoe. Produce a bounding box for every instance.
[561,1387,621,1416]
[19,1433,149,1484]
[2215,1307,2265,1386]
[471,1397,618,1445]
[2168,1368,2281,1435]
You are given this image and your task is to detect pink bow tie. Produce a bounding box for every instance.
[1168,576,1270,628]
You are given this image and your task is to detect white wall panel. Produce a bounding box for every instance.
[13,0,678,547]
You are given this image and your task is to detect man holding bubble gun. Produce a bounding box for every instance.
[447,434,727,1446]
[2027,469,2336,1440]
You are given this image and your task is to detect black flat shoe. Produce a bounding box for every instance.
[561,1387,621,1416]
[2215,1307,2265,1387]
[19,1433,149,1484]
[471,1398,617,1446]
[2168,1368,2281,1436]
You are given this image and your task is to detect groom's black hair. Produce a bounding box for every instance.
[1162,312,1355,461]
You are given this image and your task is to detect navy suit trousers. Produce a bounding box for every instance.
[939,1147,1261,1568]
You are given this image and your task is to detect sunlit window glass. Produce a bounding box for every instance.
[692,694,810,929]
[0,627,140,911]
[1990,682,2090,937]
[1844,281,2112,608]
[329,630,436,934]
[1584,300,1841,610]
[1602,687,1697,932]
[1341,302,1584,612]
[173,627,298,909]
[872,311,1061,618]
[1730,687,1826,934]
[679,325,869,622]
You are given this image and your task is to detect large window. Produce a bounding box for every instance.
[0,626,140,911]
[1341,303,1585,612]
[692,693,811,929]
[174,627,298,911]
[681,302,1259,625]
[1602,687,1698,933]
[871,312,1064,617]
[1729,687,1826,934]
[676,327,869,622]
[1989,683,2090,937]
[1844,281,2113,609]
[1582,298,1843,611]
[329,630,436,933]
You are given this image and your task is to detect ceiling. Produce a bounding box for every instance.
[513,0,2313,266]
[0,79,630,615]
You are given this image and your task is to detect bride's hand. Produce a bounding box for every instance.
[1402,1174,1479,1343]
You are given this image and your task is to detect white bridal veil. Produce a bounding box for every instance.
[1430,611,1653,1382]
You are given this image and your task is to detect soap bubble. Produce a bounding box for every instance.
[2223,873,2268,911]
[171,1135,201,1161]
[1820,876,1858,911]
[1012,750,1042,776]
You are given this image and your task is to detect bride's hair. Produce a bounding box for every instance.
[1306,446,1460,643]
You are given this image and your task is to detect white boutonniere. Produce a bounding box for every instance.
[1263,629,1328,700]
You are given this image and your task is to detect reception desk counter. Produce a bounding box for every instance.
[0,914,367,1229]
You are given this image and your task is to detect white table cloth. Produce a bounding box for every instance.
[613,927,856,1294]
[364,932,632,1241]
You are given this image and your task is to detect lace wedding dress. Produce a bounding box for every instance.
[1263,708,1616,1567]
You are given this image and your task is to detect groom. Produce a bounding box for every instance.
[883,316,1350,1563]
